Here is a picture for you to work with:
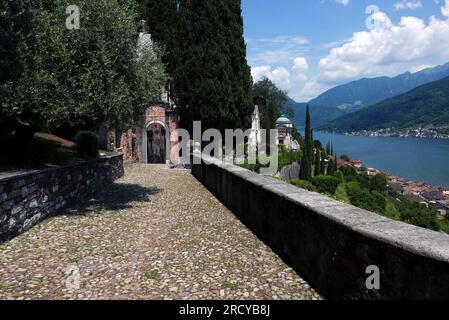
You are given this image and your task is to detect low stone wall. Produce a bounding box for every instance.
[276,162,300,181]
[192,154,449,300]
[0,154,124,243]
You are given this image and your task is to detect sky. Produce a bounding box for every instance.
[242,0,449,102]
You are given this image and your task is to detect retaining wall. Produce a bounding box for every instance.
[0,154,124,243]
[192,154,449,300]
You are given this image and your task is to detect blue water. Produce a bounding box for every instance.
[314,132,449,188]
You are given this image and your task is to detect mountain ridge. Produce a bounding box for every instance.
[320,75,449,135]
[291,62,449,127]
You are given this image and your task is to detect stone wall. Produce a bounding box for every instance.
[276,162,300,181]
[192,154,449,300]
[0,154,124,244]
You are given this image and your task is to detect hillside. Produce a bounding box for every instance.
[321,76,449,133]
[292,62,449,127]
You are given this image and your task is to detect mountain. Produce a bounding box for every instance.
[292,102,345,129]
[291,62,449,127]
[321,76,449,133]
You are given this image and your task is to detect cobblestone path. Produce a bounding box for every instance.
[0,164,321,300]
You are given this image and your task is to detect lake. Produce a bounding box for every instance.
[313,131,449,188]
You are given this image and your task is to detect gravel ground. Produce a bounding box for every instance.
[0,164,321,300]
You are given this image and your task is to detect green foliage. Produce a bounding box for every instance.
[340,154,351,161]
[327,158,336,176]
[278,150,302,169]
[278,144,287,153]
[334,183,350,203]
[1,0,166,134]
[356,172,371,190]
[312,176,341,195]
[289,180,317,192]
[345,182,385,214]
[384,197,401,221]
[334,170,345,183]
[252,78,285,130]
[370,173,388,193]
[314,150,321,177]
[75,131,99,157]
[340,165,358,178]
[398,201,439,231]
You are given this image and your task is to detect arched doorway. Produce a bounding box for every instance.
[146,122,167,164]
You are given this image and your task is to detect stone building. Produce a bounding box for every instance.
[99,25,182,166]
[275,115,300,151]
[99,105,181,165]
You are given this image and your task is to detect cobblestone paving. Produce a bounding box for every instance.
[0,164,321,300]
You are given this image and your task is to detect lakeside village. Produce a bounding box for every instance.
[342,127,449,140]
[337,159,449,217]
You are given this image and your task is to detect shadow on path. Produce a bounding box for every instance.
[64,183,162,216]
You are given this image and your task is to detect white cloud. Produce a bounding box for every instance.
[394,1,422,11]
[251,66,292,90]
[442,0,449,17]
[293,57,308,73]
[335,0,350,6]
[318,7,449,83]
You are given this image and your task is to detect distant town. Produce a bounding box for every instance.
[343,127,449,140]
[337,158,449,217]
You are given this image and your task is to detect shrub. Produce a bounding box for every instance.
[289,179,317,192]
[278,144,287,152]
[340,154,351,161]
[75,131,99,157]
[346,182,385,214]
[312,175,341,194]
[334,170,345,183]
[340,165,357,178]
[399,202,439,231]
[356,172,371,190]
[370,173,388,193]
[334,183,350,203]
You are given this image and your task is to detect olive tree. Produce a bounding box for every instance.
[1,0,166,140]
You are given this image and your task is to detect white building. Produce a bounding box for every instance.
[275,115,300,151]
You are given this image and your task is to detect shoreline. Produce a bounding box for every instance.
[328,131,449,140]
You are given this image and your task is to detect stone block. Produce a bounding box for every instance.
[11,205,23,215]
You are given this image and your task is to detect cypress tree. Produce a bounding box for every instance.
[310,128,314,165]
[333,153,338,175]
[300,104,312,181]
[314,150,320,177]
[140,0,253,132]
[320,153,326,175]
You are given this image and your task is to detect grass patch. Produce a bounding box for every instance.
[222,282,239,291]
[146,269,159,280]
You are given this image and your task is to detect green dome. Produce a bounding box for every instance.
[276,115,292,124]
